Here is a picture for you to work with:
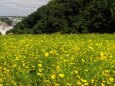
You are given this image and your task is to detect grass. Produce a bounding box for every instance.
[0,34,115,86]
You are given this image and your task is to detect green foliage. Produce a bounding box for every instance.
[12,0,115,34]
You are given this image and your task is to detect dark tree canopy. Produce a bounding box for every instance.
[11,0,115,34]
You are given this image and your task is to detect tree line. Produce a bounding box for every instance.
[10,0,115,34]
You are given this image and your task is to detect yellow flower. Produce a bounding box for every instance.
[89,46,93,50]
[39,68,44,72]
[90,80,94,83]
[44,80,50,83]
[11,81,16,85]
[84,82,89,85]
[0,78,2,83]
[59,74,64,78]
[109,77,114,82]
[12,64,16,67]
[101,83,105,86]
[38,64,42,67]
[49,51,54,54]
[74,70,78,74]
[37,73,43,76]
[54,83,59,86]
[100,52,104,57]
[81,79,88,83]
[15,56,19,60]
[56,66,60,71]
[81,59,85,62]
[0,84,3,86]
[76,80,81,85]
[45,52,49,57]
[51,74,56,79]
[102,81,105,83]
[100,52,106,60]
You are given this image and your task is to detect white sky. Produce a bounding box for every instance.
[0,0,49,16]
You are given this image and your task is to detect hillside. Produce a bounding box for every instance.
[0,17,12,25]
[11,0,115,34]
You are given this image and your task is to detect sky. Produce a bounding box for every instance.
[0,0,49,16]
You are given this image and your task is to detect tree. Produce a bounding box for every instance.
[11,0,115,34]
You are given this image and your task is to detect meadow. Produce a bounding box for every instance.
[0,34,115,86]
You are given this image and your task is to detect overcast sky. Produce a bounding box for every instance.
[0,0,49,16]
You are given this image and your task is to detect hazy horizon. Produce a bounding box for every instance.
[0,0,49,16]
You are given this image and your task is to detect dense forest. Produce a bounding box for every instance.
[10,0,115,34]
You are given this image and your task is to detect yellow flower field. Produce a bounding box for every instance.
[0,34,115,86]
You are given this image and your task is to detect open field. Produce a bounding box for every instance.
[0,34,115,86]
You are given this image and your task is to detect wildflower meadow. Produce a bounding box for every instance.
[0,34,115,86]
